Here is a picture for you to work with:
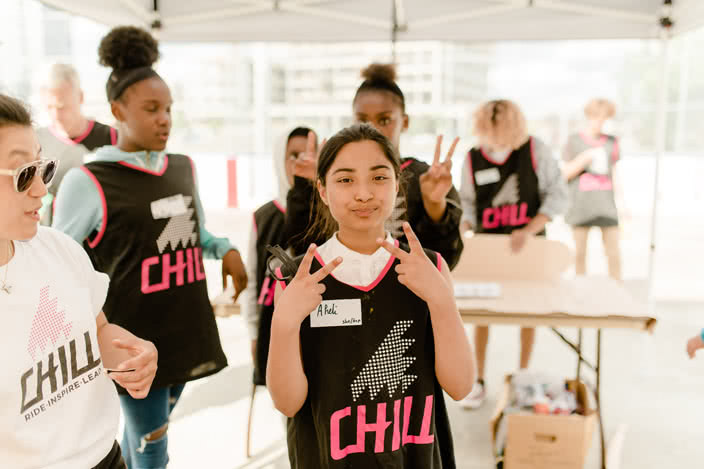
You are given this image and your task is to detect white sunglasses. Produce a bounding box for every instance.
[0,159,59,193]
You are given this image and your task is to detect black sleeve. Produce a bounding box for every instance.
[283,176,324,256]
[401,159,464,270]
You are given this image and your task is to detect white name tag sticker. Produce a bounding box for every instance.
[475,168,501,186]
[151,194,188,220]
[310,299,362,328]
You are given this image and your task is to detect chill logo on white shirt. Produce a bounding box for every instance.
[142,194,206,294]
[20,286,102,421]
[27,286,73,360]
[482,174,532,229]
[330,321,435,460]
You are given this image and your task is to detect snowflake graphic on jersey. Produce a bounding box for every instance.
[156,195,198,254]
[492,174,520,207]
[351,320,417,402]
[28,286,72,360]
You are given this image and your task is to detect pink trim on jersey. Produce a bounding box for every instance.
[272,199,286,214]
[48,121,95,146]
[275,267,287,291]
[80,166,107,248]
[611,138,620,163]
[119,155,169,176]
[314,240,400,293]
[466,151,475,186]
[436,252,442,272]
[579,131,607,147]
[400,160,413,171]
[72,120,95,144]
[186,155,197,185]
[110,127,118,145]
[479,147,507,166]
[529,137,537,172]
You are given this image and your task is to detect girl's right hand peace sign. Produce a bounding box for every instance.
[274,243,342,327]
[377,222,451,306]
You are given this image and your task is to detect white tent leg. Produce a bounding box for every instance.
[647,34,672,315]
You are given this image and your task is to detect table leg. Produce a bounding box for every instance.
[576,328,583,381]
[596,328,606,469]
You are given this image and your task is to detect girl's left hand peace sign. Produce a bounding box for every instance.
[377,222,451,305]
[419,135,460,204]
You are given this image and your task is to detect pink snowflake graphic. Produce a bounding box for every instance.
[27,286,73,360]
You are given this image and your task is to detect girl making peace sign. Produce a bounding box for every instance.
[267,124,475,469]
[283,63,464,270]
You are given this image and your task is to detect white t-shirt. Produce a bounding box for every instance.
[0,227,120,469]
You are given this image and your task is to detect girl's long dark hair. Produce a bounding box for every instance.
[305,123,403,243]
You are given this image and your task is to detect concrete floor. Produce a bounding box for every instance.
[158,295,704,469]
[151,207,704,469]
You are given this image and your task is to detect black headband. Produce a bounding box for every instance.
[106,66,159,101]
[357,78,406,108]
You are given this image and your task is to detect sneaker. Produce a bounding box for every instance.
[460,380,486,410]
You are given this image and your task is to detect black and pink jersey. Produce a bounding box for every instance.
[280,244,456,469]
[252,200,286,386]
[37,121,117,226]
[79,154,227,391]
[468,138,541,234]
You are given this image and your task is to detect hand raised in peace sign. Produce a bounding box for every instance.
[273,243,342,327]
[377,222,452,306]
[419,135,460,205]
[292,131,327,181]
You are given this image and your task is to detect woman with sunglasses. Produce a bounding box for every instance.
[0,93,157,468]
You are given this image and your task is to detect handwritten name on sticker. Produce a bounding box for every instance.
[311,299,362,328]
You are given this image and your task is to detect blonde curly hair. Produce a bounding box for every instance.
[472,99,528,150]
[584,98,616,119]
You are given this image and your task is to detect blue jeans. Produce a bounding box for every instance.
[119,384,186,469]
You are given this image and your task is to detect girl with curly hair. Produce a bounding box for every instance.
[52,26,247,468]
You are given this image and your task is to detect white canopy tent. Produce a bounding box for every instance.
[36,0,702,42]
[37,0,703,312]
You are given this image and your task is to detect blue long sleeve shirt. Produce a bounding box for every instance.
[52,146,235,259]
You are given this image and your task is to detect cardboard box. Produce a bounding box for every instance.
[490,376,597,469]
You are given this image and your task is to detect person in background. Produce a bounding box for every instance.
[687,331,704,359]
[283,63,464,270]
[36,63,117,225]
[242,126,317,386]
[562,98,626,280]
[459,99,568,409]
[52,26,246,469]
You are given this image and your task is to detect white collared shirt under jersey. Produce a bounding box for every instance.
[317,232,395,286]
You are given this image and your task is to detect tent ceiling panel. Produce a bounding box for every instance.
[37,0,695,41]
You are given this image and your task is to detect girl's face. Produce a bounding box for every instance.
[318,140,398,236]
[0,126,46,241]
[112,77,172,153]
[353,91,408,152]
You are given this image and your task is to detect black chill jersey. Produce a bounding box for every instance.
[468,137,541,235]
[81,154,227,391]
[252,200,286,385]
[38,121,117,226]
[283,244,456,469]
